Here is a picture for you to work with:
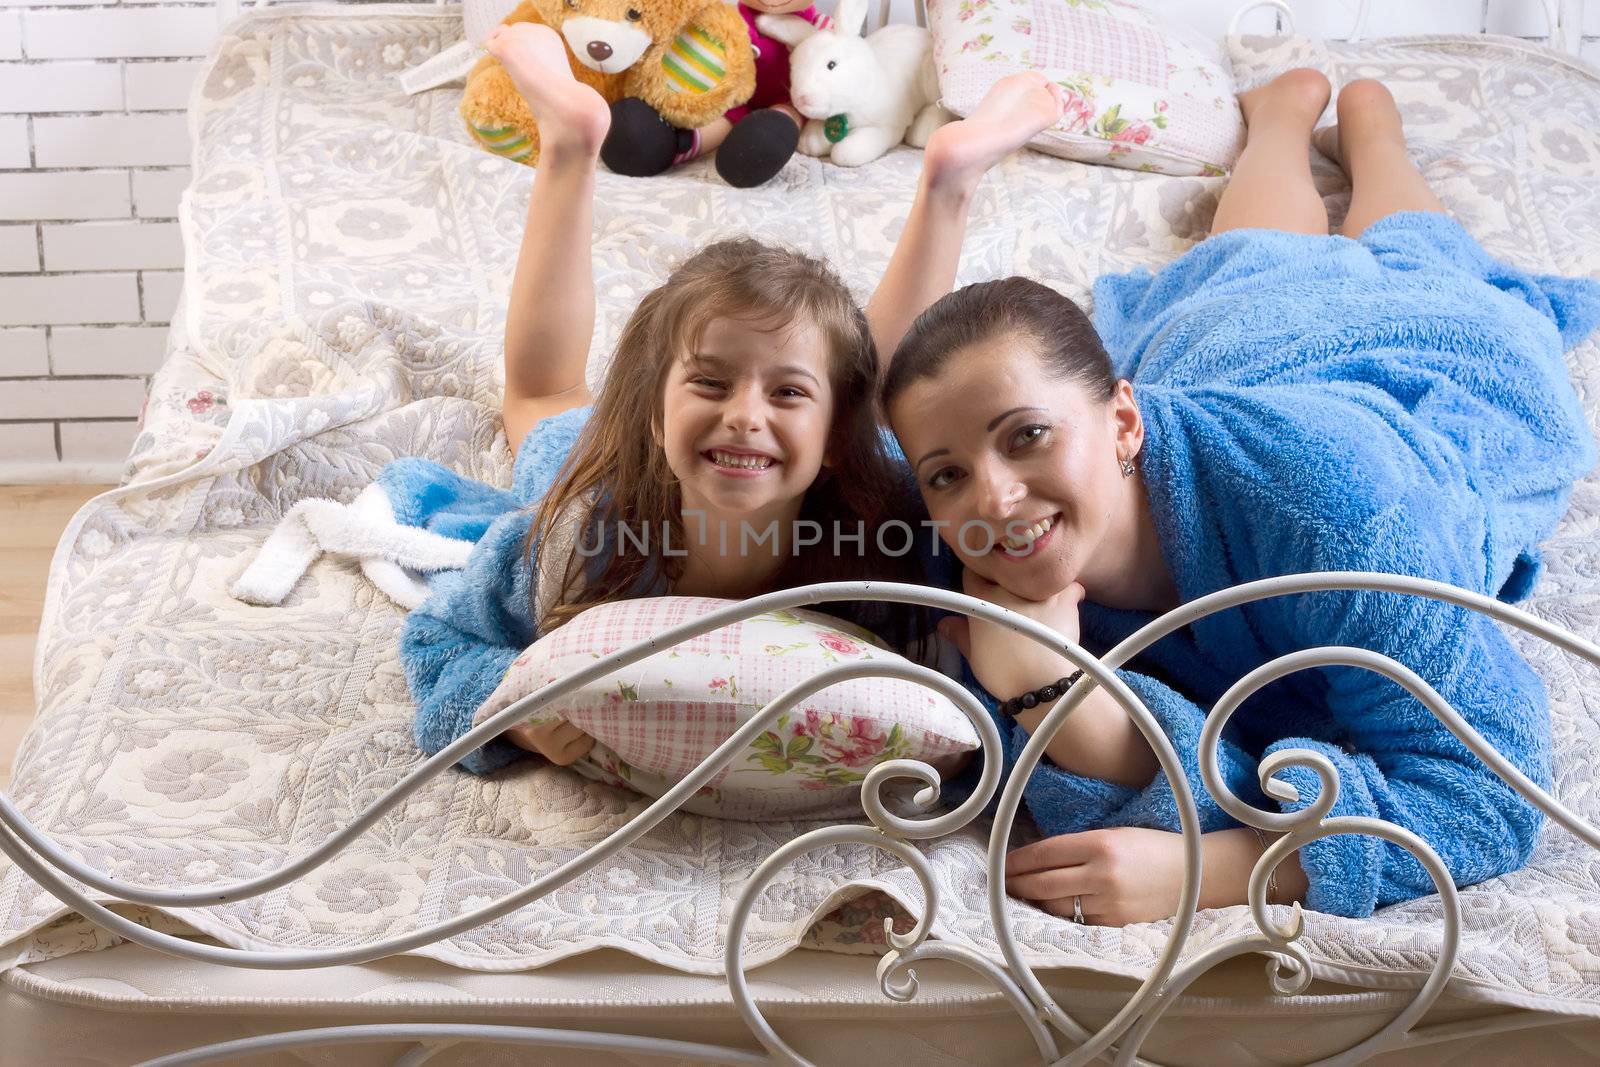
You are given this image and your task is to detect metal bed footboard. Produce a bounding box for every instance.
[2,572,1598,1065]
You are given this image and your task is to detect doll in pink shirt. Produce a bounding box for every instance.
[601,1,831,188]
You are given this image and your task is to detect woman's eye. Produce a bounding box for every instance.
[927,468,960,490]
[1011,424,1047,449]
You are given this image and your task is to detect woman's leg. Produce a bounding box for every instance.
[487,23,611,446]
[1314,80,1446,238]
[1211,68,1331,236]
[866,73,1065,365]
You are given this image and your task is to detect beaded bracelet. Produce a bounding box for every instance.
[998,670,1084,718]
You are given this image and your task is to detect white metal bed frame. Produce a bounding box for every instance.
[9,1,1600,1063]
[5,573,1599,1064]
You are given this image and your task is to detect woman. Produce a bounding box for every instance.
[866,69,1600,924]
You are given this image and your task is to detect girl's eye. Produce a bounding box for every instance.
[774,386,807,399]
[690,376,724,390]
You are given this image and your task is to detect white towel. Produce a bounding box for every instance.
[231,483,473,610]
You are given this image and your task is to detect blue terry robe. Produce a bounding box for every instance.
[965,212,1600,918]
[390,406,614,775]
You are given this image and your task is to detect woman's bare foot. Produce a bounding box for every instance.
[922,72,1066,197]
[485,22,611,160]
[1237,67,1331,130]
[1312,82,1405,172]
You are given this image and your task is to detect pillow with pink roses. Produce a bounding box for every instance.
[475,597,980,820]
[929,0,1245,175]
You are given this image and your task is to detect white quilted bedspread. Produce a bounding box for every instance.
[5,4,1600,1016]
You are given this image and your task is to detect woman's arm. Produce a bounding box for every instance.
[1005,825,1311,924]
[942,573,1161,789]
[866,74,1066,368]
[865,159,978,363]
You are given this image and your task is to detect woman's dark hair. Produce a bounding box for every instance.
[882,276,1116,412]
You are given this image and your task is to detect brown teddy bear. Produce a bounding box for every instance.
[602,1,835,187]
[460,0,755,171]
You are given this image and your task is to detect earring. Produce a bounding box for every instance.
[1119,457,1136,478]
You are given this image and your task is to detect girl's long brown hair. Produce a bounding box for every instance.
[527,238,928,645]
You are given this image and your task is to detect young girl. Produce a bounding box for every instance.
[405,21,925,773]
[868,70,1599,924]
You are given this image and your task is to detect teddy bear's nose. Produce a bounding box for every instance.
[587,40,613,62]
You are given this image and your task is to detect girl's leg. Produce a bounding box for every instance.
[1314,80,1446,238]
[866,73,1065,365]
[487,24,611,444]
[1211,68,1332,236]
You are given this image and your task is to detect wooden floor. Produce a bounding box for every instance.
[0,484,111,783]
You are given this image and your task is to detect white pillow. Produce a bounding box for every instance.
[476,597,980,820]
[929,0,1246,176]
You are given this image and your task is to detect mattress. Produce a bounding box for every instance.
[6,941,1600,1066]
[6,4,1600,1063]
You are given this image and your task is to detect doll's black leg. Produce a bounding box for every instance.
[714,109,800,188]
[600,97,691,177]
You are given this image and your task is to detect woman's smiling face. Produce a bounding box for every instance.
[890,330,1138,601]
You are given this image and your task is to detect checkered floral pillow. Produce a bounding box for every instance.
[930,0,1245,175]
[476,597,980,820]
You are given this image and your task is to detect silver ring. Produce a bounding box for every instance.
[1072,895,1085,924]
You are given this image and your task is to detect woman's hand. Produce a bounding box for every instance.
[938,570,1087,701]
[503,717,595,765]
[1006,827,1295,924]
[1005,827,1191,926]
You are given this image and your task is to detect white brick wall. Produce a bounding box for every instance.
[0,0,1596,482]
[0,0,220,481]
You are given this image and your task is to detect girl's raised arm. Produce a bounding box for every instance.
[485,23,612,454]
[866,74,1066,370]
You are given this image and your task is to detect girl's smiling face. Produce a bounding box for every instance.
[889,330,1140,601]
[659,315,835,531]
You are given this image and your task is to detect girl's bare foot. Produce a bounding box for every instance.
[1237,67,1331,129]
[485,22,611,159]
[922,72,1066,197]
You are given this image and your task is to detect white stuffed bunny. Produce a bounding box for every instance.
[756,0,952,167]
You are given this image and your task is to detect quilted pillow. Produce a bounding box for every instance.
[929,0,1245,176]
[476,597,981,820]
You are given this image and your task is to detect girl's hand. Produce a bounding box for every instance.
[1005,827,1190,926]
[503,718,595,765]
[938,570,1087,701]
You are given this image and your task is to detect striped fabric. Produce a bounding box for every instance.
[662,26,729,94]
[470,122,534,162]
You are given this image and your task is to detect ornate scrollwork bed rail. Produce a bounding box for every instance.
[2,572,1597,1066]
